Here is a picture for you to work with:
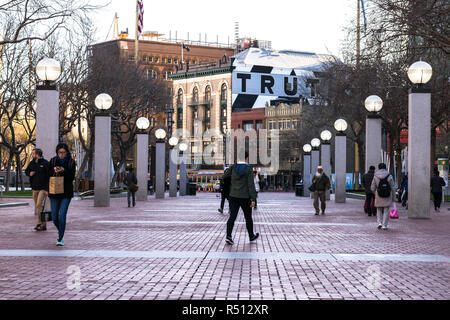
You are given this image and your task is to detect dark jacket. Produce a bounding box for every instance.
[25,158,50,191]
[312,173,330,191]
[124,172,137,187]
[430,175,445,193]
[362,170,375,194]
[220,175,231,198]
[48,155,76,199]
[222,163,257,201]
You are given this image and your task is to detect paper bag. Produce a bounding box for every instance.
[49,176,64,194]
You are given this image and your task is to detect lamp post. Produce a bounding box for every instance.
[320,130,332,200]
[407,61,432,219]
[310,138,320,198]
[303,144,312,197]
[94,93,113,207]
[179,142,188,196]
[155,128,167,199]
[35,58,61,160]
[136,117,150,201]
[334,119,348,203]
[168,136,179,197]
[365,95,383,175]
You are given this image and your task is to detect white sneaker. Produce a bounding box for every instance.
[381,226,388,230]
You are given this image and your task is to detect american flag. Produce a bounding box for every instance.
[137,0,144,37]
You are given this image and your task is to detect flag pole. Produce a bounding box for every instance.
[135,0,139,64]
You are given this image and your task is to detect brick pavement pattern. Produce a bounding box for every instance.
[0,192,449,300]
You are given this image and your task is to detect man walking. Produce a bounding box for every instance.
[371,163,395,230]
[124,166,138,207]
[25,148,50,231]
[362,166,376,216]
[312,166,330,215]
[431,168,445,212]
[222,152,259,245]
[218,169,231,214]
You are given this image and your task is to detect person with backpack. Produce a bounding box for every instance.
[430,168,446,212]
[362,166,376,216]
[371,163,395,230]
[124,166,138,207]
[311,166,330,215]
[221,152,259,245]
[218,168,231,214]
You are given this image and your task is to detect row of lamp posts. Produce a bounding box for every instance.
[301,60,433,219]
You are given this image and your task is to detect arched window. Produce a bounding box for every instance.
[192,87,199,103]
[177,89,183,105]
[220,83,227,102]
[205,85,211,103]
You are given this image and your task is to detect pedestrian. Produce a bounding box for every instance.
[362,166,376,216]
[371,163,395,230]
[430,168,445,212]
[48,143,76,246]
[124,166,138,207]
[400,173,408,208]
[253,171,260,210]
[218,168,230,214]
[222,152,259,245]
[311,166,330,215]
[25,148,50,231]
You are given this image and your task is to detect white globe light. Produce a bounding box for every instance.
[179,142,188,152]
[334,119,348,132]
[364,95,383,113]
[36,58,61,81]
[169,136,179,146]
[407,61,432,84]
[155,128,166,140]
[303,144,312,153]
[95,93,113,110]
[136,117,150,130]
[320,130,332,142]
[311,138,321,148]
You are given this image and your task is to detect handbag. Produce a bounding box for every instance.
[308,183,316,192]
[49,173,64,195]
[389,202,399,219]
[40,196,52,222]
[129,183,138,193]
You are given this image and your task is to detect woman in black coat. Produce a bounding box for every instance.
[431,169,446,212]
[48,143,76,246]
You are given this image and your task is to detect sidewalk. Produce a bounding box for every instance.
[0,192,448,300]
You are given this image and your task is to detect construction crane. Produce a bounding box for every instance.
[105,13,128,40]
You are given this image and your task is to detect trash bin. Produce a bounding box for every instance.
[295,183,304,196]
[188,182,197,196]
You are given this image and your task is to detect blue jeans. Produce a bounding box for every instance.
[50,198,71,241]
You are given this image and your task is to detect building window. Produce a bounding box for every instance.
[268,120,276,130]
[149,56,153,62]
[205,85,211,103]
[174,58,178,64]
[222,107,227,118]
[255,120,263,130]
[165,71,173,80]
[177,88,183,106]
[292,119,299,129]
[129,55,135,61]
[220,83,227,102]
[168,58,172,64]
[142,55,147,62]
[221,121,227,133]
[162,57,167,64]
[192,87,199,104]
[154,56,159,63]
[243,121,253,131]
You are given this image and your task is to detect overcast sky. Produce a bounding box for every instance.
[92,0,357,58]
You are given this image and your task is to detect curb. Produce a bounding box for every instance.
[0,202,29,208]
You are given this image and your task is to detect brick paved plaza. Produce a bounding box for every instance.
[0,192,449,300]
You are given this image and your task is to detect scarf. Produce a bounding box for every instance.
[57,154,70,166]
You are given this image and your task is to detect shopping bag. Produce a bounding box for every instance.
[40,196,52,222]
[49,176,64,195]
[129,183,139,192]
[389,202,399,219]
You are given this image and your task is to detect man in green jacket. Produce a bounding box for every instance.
[222,152,259,245]
[312,166,330,215]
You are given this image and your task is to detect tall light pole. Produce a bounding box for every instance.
[35,58,61,160]
[365,95,383,175]
[94,93,113,207]
[334,119,348,203]
[136,117,150,201]
[179,142,188,196]
[320,130,332,200]
[310,138,320,198]
[168,136,179,197]
[155,128,167,199]
[303,144,312,197]
[407,61,432,219]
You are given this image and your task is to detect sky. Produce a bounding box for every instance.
[92,0,357,59]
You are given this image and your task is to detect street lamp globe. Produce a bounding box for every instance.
[136,117,150,130]
[95,93,113,110]
[36,58,61,82]
[407,61,432,84]
[320,130,332,142]
[155,128,166,140]
[179,142,188,152]
[311,138,321,148]
[303,144,312,153]
[364,95,383,113]
[169,136,179,146]
[334,119,348,132]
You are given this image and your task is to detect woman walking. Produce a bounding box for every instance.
[48,143,76,246]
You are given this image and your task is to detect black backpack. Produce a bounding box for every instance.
[377,175,391,198]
